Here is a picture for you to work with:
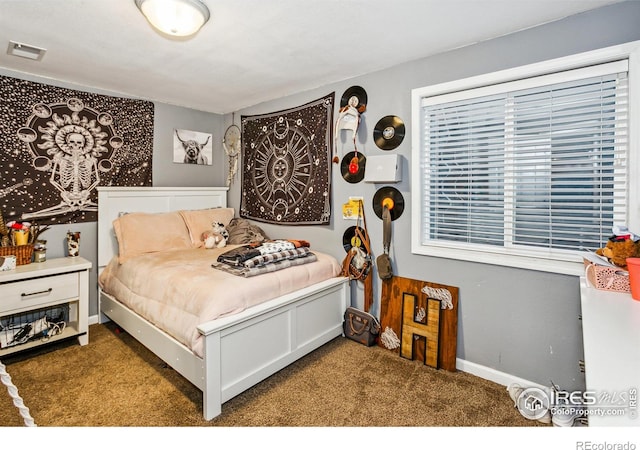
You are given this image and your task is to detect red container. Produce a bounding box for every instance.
[625,258,640,301]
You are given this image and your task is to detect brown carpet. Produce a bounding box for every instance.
[0,322,544,427]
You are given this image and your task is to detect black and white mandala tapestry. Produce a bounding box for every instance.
[0,75,153,225]
[240,93,334,225]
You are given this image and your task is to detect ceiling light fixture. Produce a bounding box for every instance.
[135,0,210,37]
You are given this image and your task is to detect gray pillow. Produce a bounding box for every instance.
[226,218,270,245]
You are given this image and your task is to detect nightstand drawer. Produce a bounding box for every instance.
[0,272,79,313]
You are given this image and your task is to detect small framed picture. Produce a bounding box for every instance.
[173,129,212,165]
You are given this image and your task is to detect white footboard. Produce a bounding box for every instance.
[199,277,349,420]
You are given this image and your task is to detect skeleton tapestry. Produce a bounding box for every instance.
[0,75,153,225]
[240,93,334,225]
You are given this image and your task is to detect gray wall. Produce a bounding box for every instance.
[2,1,638,391]
[226,0,640,391]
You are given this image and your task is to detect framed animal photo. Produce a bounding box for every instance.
[173,129,213,165]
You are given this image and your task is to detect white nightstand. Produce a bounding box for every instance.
[0,257,91,357]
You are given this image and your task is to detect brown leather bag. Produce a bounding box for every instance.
[343,307,380,346]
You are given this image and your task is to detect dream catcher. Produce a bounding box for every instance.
[223,114,241,186]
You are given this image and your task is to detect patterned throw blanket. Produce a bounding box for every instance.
[212,241,317,277]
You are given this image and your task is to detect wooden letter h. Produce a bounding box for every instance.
[400,293,441,368]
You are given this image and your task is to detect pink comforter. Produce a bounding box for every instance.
[98,245,341,358]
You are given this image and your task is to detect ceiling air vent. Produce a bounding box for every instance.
[7,41,46,61]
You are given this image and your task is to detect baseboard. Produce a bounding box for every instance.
[456,357,547,390]
[89,314,100,326]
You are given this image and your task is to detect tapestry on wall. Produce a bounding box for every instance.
[0,75,153,225]
[240,93,334,225]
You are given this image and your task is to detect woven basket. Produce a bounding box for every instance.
[583,258,630,293]
[0,244,33,265]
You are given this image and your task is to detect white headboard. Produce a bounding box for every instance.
[97,186,228,269]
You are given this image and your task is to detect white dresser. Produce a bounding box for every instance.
[580,276,640,426]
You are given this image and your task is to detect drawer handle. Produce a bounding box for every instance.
[21,288,53,297]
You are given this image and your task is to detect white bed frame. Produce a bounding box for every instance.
[97,187,349,420]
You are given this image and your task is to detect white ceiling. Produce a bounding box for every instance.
[0,0,623,114]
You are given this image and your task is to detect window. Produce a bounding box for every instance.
[411,45,640,275]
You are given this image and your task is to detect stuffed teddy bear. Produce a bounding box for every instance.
[201,222,229,249]
[595,236,640,269]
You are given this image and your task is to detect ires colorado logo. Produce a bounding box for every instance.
[515,387,637,420]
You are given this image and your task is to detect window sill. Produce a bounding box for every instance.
[411,243,585,277]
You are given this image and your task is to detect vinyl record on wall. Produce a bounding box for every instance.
[373,115,405,150]
[343,226,367,252]
[340,151,366,183]
[340,86,368,112]
[373,186,405,221]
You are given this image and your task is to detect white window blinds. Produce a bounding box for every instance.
[419,60,628,259]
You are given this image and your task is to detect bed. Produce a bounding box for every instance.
[97,186,349,420]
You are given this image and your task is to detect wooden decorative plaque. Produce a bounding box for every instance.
[379,276,459,372]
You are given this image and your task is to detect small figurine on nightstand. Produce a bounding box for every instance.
[67,231,80,257]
